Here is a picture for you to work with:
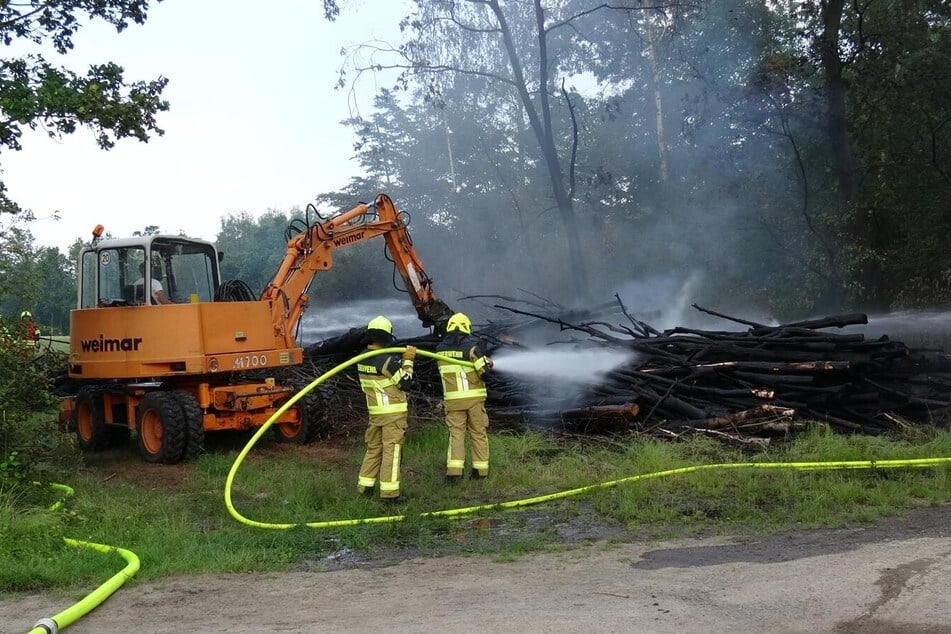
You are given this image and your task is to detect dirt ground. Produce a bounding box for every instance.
[3,504,950,633]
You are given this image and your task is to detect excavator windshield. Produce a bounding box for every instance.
[78,236,220,307]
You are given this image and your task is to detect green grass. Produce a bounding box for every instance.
[3,422,951,595]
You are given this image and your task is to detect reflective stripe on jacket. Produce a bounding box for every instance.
[358,352,409,416]
[436,333,490,401]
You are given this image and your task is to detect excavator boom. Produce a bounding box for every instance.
[261,194,452,346]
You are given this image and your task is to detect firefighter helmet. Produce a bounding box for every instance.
[446,313,472,335]
[367,315,395,344]
[20,310,32,319]
[367,315,393,334]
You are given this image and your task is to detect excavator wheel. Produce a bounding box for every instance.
[273,389,322,444]
[136,391,187,464]
[74,388,108,451]
[171,390,205,461]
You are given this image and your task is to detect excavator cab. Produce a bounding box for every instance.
[77,236,221,308]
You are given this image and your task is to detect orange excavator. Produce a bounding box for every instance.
[61,194,453,463]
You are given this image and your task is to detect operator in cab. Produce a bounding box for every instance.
[134,261,173,305]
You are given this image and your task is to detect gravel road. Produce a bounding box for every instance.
[3,505,950,633]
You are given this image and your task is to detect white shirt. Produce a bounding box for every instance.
[134,277,165,304]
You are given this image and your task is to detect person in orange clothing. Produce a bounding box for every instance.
[20,311,38,347]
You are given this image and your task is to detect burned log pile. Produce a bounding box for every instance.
[294,301,951,443]
[478,301,951,443]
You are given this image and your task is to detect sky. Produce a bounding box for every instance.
[4,0,409,253]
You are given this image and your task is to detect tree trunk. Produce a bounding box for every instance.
[816,0,880,307]
[645,20,670,190]
[442,111,457,192]
[489,0,587,297]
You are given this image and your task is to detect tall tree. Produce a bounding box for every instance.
[0,222,40,315]
[334,1,695,298]
[323,0,949,316]
[774,0,951,308]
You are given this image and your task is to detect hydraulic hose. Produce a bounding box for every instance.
[28,484,140,634]
[225,347,951,530]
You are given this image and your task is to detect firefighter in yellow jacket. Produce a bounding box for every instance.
[356,316,416,503]
[436,313,493,482]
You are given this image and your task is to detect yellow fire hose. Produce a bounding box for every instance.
[28,484,140,634]
[225,347,951,530]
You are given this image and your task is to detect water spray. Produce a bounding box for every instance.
[491,346,636,384]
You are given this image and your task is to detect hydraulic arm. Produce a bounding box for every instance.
[261,194,453,346]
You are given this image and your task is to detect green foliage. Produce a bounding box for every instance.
[0,221,74,334]
[215,210,296,296]
[31,246,75,334]
[0,221,38,308]
[0,0,169,215]
[1,1,152,52]
[0,224,73,485]
[0,57,168,151]
[0,334,71,487]
[0,450,23,483]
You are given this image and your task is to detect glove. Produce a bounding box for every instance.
[402,345,417,361]
[474,355,493,375]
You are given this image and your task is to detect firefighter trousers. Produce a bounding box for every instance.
[444,397,489,477]
[357,412,407,499]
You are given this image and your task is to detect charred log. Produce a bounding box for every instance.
[297,300,951,444]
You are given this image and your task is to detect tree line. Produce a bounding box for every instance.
[2,0,949,335]
[0,0,947,486]
[320,0,949,316]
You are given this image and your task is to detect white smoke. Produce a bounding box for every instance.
[299,297,426,345]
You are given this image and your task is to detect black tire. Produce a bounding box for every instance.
[273,389,322,444]
[171,390,205,461]
[136,391,187,464]
[74,388,109,451]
